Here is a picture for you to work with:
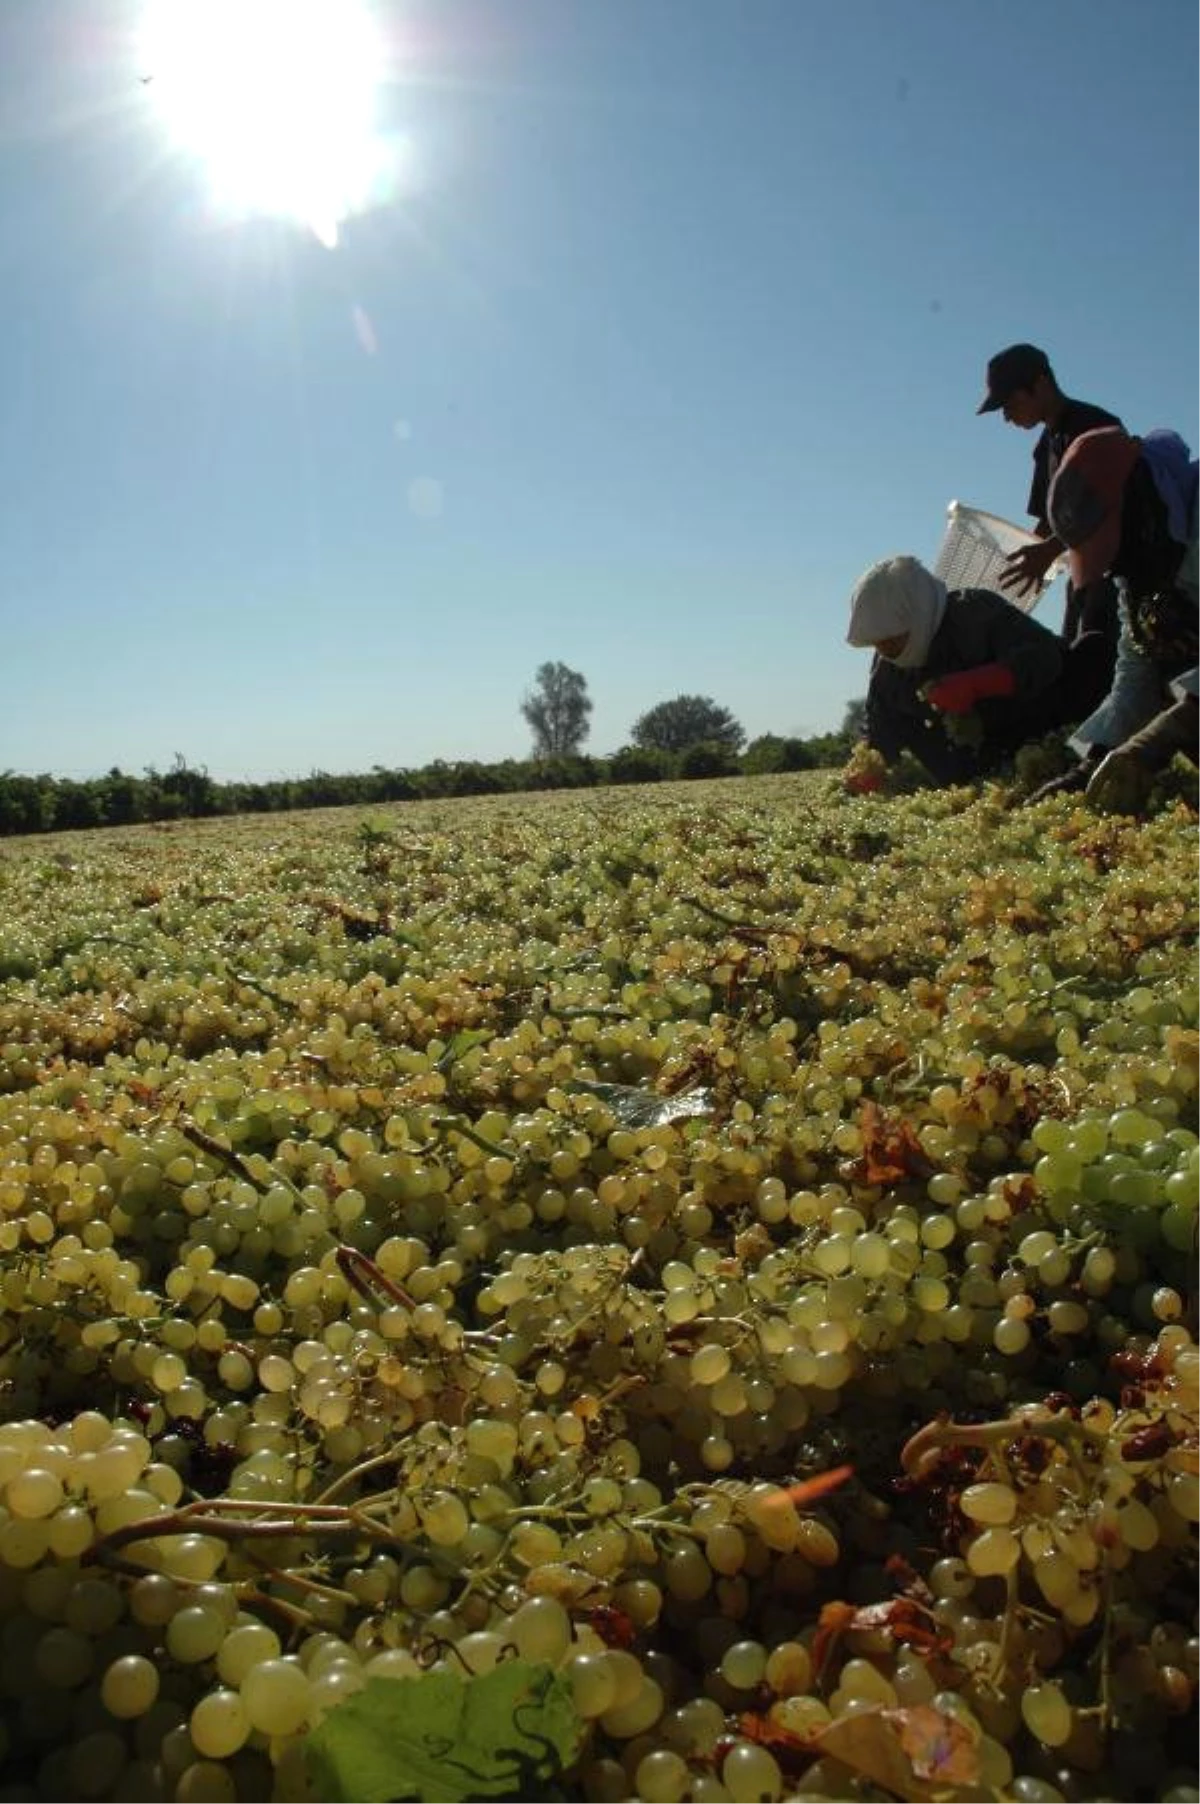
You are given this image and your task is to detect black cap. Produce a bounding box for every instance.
[977,343,1052,414]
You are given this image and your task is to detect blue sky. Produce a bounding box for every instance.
[2,0,1197,783]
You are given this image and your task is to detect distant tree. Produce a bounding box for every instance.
[520,662,592,758]
[678,741,740,779]
[160,752,219,817]
[840,697,869,739]
[631,695,745,754]
[0,773,53,836]
[802,730,856,768]
[51,780,102,831]
[98,768,143,826]
[607,745,670,786]
[516,755,599,792]
[742,734,815,775]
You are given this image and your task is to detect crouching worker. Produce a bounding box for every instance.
[1030,426,1198,813]
[843,554,1113,791]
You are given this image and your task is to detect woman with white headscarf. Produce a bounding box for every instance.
[845,554,1113,788]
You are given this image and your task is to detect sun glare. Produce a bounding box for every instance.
[140,0,387,245]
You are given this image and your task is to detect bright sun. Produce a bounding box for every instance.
[140,0,386,246]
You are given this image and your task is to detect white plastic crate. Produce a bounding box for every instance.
[933,501,1061,611]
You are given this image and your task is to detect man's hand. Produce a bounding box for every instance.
[843,745,888,795]
[1085,747,1154,815]
[1083,697,1199,813]
[1122,695,1199,768]
[844,769,884,795]
[925,663,1016,715]
[1021,746,1107,806]
[999,537,1060,601]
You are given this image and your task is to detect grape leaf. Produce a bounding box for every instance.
[303,1661,584,1803]
[436,1027,493,1069]
[856,1100,935,1184]
[815,1703,980,1800]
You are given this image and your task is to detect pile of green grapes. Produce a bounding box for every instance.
[0,774,1194,1804]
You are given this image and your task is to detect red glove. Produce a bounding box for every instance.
[845,769,884,795]
[925,662,1016,715]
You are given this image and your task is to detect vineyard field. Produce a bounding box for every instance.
[0,773,1195,1804]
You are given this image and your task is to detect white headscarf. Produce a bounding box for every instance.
[846,555,948,669]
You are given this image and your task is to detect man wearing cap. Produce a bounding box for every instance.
[1036,425,1198,812]
[976,343,1122,646]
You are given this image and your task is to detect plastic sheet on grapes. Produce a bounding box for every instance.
[569,1080,714,1128]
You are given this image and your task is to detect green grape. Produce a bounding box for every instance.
[1046,1298,1089,1335]
[239,1658,312,1736]
[5,1467,65,1519]
[0,1517,51,1569]
[1022,1681,1073,1746]
[310,1665,368,1718]
[601,1650,646,1711]
[1115,1498,1160,1551]
[34,1625,95,1688]
[363,1650,421,1682]
[154,1522,224,1580]
[705,1522,747,1575]
[175,1761,238,1804]
[64,1577,125,1636]
[763,1641,812,1696]
[700,1433,735,1471]
[613,1577,662,1627]
[965,1527,1020,1575]
[836,1657,897,1705]
[663,1545,711,1602]
[23,1563,72,1622]
[657,1696,724,1757]
[100,1653,160,1719]
[566,1652,619,1719]
[399,1565,450,1610]
[720,1640,768,1690]
[1166,1473,1200,1523]
[599,1675,665,1740]
[691,1343,731,1386]
[993,1316,1031,1355]
[166,1605,228,1665]
[960,1482,1017,1526]
[130,1574,181,1630]
[1033,1552,1082,1609]
[507,1595,572,1663]
[1161,1205,1198,1250]
[190,1689,252,1759]
[582,1477,624,1517]
[66,1730,128,1799]
[635,1749,691,1803]
[721,1740,784,1801]
[46,1505,96,1560]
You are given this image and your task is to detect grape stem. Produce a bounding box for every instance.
[247,1561,358,1609]
[334,1244,416,1312]
[681,895,771,938]
[311,1448,407,1508]
[432,1114,516,1161]
[84,1495,432,1569]
[900,1407,1108,1480]
[176,1116,306,1203]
